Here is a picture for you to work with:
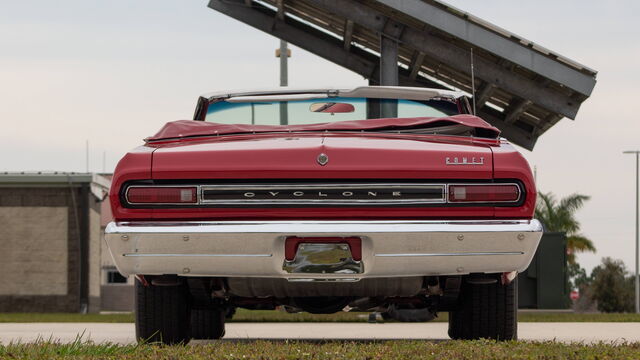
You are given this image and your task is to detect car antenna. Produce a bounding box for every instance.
[470,47,476,116]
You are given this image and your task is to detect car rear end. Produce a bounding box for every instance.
[105,87,542,344]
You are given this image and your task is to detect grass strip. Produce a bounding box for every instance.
[1,339,640,360]
[0,313,135,323]
[517,312,640,323]
[2,310,640,323]
[232,310,640,323]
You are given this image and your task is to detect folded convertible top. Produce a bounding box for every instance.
[146,114,501,142]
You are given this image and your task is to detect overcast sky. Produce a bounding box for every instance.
[1,1,639,272]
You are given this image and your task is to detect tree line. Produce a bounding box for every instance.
[536,192,635,313]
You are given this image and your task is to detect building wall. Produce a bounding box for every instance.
[0,207,68,296]
[88,207,101,313]
[0,186,100,312]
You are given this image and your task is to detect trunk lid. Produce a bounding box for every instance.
[151,134,493,180]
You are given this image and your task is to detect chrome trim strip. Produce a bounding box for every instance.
[226,94,330,103]
[197,201,444,205]
[196,200,445,205]
[200,183,445,189]
[375,251,525,257]
[286,278,360,282]
[106,219,543,234]
[199,183,446,205]
[201,86,464,103]
[122,253,273,257]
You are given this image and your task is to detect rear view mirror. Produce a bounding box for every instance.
[309,102,355,114]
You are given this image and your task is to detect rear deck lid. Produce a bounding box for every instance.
[151,134,494,180]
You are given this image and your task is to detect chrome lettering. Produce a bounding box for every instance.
[392,192,401,197]
[293,191,304,197]
[244,192,255,198]
[342,191,354,197]
[318,192,328,197]
[269,192,279,197]
[446,156,484,165]
[367,192,377,197]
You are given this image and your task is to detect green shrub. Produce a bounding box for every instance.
[590,257,635,313]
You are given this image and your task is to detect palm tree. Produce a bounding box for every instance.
[535,192,596,264]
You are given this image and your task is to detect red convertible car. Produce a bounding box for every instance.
[105,86,542,344]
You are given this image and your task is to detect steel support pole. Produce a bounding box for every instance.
[636,151,640,314]
[279,40,288,87]
[367,78,380,120]
[379,34,398,118]
[624,150,640,313]
[279,40,288,125]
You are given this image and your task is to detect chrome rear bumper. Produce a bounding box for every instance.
[104,220,543,280]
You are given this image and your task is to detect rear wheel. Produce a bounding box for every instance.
[190,308,226,340]
[448,278,517,340]
[135,279,190,345]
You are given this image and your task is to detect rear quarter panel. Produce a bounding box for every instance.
[492,141,536,219]
[109,145,155,220]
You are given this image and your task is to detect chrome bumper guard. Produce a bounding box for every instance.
[104,220,543,280]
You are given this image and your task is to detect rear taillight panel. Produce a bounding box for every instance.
[126,186,198,205]
[447,184,521,203]
[121,182,524,207]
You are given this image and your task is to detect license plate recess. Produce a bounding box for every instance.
[282,237,364,274]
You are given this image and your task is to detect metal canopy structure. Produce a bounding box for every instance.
[207,0,597,150]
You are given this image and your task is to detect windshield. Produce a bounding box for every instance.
[204,97,460,125]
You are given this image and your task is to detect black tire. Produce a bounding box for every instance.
[225,306,237,320]
[135,279,190,345]
[190,308,226,340]
[382,305,437,322]
[448,278,517,341]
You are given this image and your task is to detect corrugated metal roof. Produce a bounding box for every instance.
[207,0,597,149]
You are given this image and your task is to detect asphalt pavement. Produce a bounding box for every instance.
[1,322,639,344]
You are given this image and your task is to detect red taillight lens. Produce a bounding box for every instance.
[448,184,520,203]
[126,187,197,204]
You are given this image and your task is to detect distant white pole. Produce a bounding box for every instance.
[624,150,640,313]
[85,140,89,173]
[102,151,106,173]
